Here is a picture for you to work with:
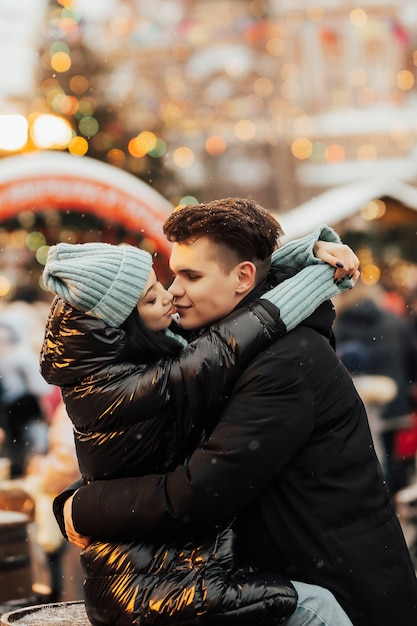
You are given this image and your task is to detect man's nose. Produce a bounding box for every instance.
[168,277,182,296]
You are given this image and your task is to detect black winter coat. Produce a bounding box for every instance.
[62,323,417,626]
[42,297,297,625]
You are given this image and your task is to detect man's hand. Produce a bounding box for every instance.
[314,240,360,284]
[63,493,91,550]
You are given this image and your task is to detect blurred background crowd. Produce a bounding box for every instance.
[1,0,417,608]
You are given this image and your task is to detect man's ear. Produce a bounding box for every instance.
[235,261,256,295]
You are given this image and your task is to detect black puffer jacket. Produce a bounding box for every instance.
[41,296,297,626]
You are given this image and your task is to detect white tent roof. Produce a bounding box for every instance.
[277,177,417,241]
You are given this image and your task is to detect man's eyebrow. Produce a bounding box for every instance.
[175,267,201,274]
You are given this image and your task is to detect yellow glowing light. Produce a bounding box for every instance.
[31,115,73,149]
[397,70,414,91]
[325,144,345,163]
[128,132,158,158]
[68,136,88,156]
[360,199,386,221]
[291,137,312,160]
[51,51,72,73]
[0,276,11,297]
[350,9,368,28]
[234,120,256,141]
[0,115,28,151]
[128,138,146,158]
[205,135,227,156]
[361,264,381,286]
[173,147,195,168]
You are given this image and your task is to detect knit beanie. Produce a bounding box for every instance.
[43,242,153,328]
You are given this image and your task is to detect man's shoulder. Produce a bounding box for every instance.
[249,325,334,366]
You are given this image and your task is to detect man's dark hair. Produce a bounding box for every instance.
[163,198,284,281]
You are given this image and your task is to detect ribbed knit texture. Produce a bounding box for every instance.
[271,225,342,270]
[43,242,153,328]
[261,264,353,331]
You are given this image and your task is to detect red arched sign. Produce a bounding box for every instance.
[0,151,174,256]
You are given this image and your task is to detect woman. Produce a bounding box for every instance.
[41,230,355,626]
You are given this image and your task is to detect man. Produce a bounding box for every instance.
[58,199,417,625]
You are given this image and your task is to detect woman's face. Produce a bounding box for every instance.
[137,269,176,331]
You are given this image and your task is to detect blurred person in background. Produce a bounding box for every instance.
[25,400,82,603]
[337,339,398,467]
[0,314,52,477]
[334,282,417,495]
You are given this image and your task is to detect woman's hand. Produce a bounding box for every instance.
[314,240,360,284]
[64,493,91,550]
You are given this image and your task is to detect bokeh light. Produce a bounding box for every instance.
[0,276,11,298]
[26,232,46,252]
[31,114,73,149]
[360,264,381,285]
[173,146,195,168]
[0,116,28,151]
[51,51,72,73]
[68,136,89,156]
[234,119,256,141]
[291,137,312,160]
[205,135,227,156]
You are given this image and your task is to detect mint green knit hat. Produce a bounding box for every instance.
[43,242,153,327]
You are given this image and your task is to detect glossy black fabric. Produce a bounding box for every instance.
[42,297,297,624]
[81,525,296,626]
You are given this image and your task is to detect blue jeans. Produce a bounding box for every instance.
[286,581,354,626]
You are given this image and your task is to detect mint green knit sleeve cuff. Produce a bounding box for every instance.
[164,327,188,347]
[261,264,353,332]
[271,225,342,270]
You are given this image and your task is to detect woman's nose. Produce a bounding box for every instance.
[162,289,173,305]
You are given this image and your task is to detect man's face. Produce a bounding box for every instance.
[168,236,247,330]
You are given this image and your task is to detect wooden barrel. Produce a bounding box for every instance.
[0,510,32,603]
[0,601,89,625]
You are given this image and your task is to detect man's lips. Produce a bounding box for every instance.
[174,305,189,315]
